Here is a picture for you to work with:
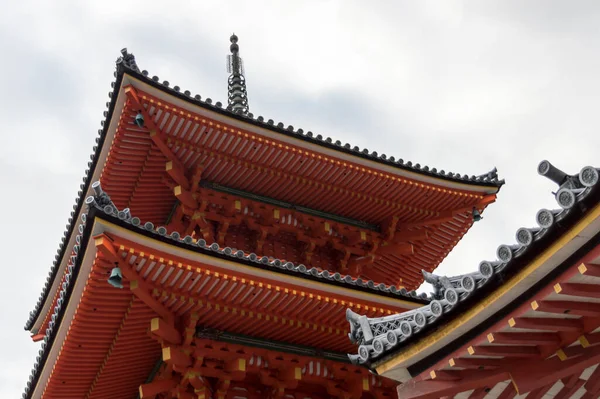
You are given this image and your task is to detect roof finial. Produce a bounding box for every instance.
[227,33,250,114]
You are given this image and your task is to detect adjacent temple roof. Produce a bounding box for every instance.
[346,161,600,366]
[24,42,503,332]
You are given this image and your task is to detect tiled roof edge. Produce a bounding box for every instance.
[86,182,429,302]
[120,50,504,188]
[24,46,503,332]
[346,162,600,366]
[21,175,429,398]
[22,51,133,331]
[22,210,91,399]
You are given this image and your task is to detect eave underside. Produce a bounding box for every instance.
[100,83,496,288]
[25,62,501,335]
[390,233,600,398]
[30,231,403,398]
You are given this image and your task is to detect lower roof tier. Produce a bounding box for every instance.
[344,162,600,398]
[22,203,426,398]
[99,84,497,289]
[23,211,406,398]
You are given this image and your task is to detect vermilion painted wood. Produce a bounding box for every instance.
[554,378,585,399]
[487,331,560,345]
[396,370,509,399]
[584,365,600,394]
[495,383,517,399]
[467,387,488,399]
[416,242,600,396]
[525,383,555,399]
[510,345,600,393]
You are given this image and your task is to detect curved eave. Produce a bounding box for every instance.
[25,49,502,334]
[23,207,421,398]
[92,209,429,306]
[23,65,128,332]
[123,67,503,194]
[372,185,600,380]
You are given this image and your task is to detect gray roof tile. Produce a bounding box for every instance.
[346,161,600,366]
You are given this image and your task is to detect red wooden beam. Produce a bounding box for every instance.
[561,373,581,389]
[468,387,488,399]
[448,357,514,369]
[579,262,600,278]
[525,383,555,399]
[162,346,192,368]
[396,370,509,399]
[468,345,540,358]
[403,215,457,229]
[496,383,517,399]
[414,242,600,377]
[555,282,600,299]
[139,379,177,398]
[124,86,186,171]
[377,242,414,256]
[94,235,121,263]
[150,317,182,344]
[430,370,462,381]
[391,230,429,244]
[174,185,197,208]
[556,344,586,361]
[487,331,560,345]
[510,342,600,393]
[129,280,175,323]
[532,300,600,317]
[580,331,600,348]
[508,316,583,332]
[583,364,600,393]
[166,161,190,190]
[554,378,585,399]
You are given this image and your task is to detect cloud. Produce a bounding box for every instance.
[1,1,600,397]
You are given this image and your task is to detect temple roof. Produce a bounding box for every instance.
[25,47,502,332]
[87,184,429,300]
[346,162,600,367]
[22,186,422,399]
[116,49,504,187]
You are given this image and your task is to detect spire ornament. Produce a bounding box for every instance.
[226,34,250,114]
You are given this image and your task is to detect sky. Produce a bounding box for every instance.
[1,0,600,397]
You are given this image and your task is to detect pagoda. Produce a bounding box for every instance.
[22,35,503,399]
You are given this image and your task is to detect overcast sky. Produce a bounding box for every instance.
[1,1,600,397]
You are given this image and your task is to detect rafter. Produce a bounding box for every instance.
[124,86,185,171]
[532,300,600,317]
[151,317,182,344]
[448,357,514,369]
[487,331,560,345]
[508,316,583,332]
[396,370,509,399]
[578,262,600,278]
[510,342,600,393]
[166,160,190,190]
[584,365,600,393]
[496,383,517,399]
[139,378,177,398]
[467,345,540,358]
[555,282,600,299]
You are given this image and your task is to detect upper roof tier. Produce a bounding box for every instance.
[117,48,503,189]
[25,46,502,334]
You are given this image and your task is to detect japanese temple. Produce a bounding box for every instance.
[22,35,600,399]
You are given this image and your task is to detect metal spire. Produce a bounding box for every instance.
[227,33,250,114]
